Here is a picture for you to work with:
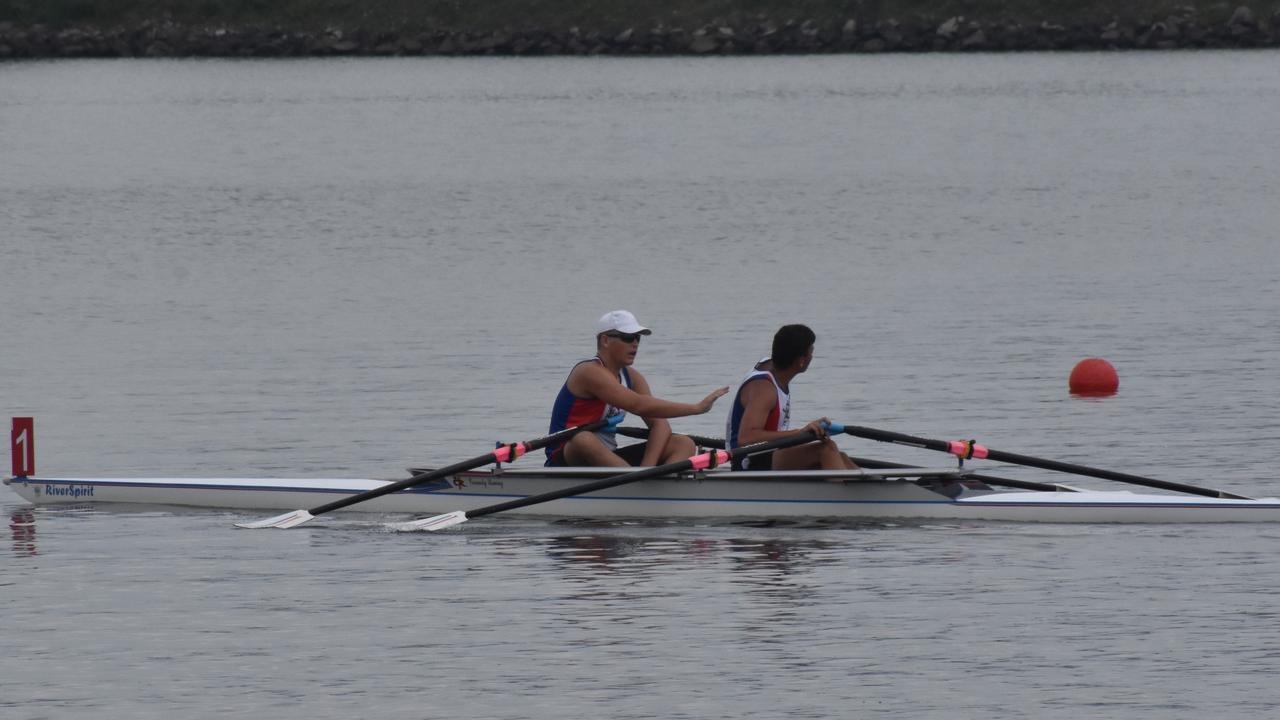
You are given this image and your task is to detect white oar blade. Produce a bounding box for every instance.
[235,509,315,530]
[386,511,469,532]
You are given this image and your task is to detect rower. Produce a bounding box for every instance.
[725,324,857,472]
[545,310,729,467]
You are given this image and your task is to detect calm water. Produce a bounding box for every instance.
[3,52,1280,719]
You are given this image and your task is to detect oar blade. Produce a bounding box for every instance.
[386,510,469,533]
[235,509,315,530]
[232,418,615,529]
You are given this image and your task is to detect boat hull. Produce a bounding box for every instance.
[8,472,1280,523]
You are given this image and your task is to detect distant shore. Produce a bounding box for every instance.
[1,2,1277,57]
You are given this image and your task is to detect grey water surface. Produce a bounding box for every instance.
[3,51,1280,719]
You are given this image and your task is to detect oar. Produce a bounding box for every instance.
[615,425,725,451]
[828,423,1253,500]
[846,457,1075,493]
[389,429,826,532]
[616,425,1071,493]
[235,417,617,529]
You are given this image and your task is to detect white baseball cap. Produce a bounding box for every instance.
[595,310,652,336]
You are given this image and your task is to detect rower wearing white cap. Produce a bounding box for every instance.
[546,310,729,467]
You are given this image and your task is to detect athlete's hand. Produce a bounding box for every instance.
[697,386,730,413]
[802,418,830,439]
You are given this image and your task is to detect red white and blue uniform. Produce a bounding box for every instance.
[546,358,632,465]
[725,359,791,471]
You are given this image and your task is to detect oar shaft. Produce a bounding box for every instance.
[308,418,609,515]
[614,422,1064,489]
[617,425,1065,493]
[615,425,724,452]
[838,425,1250,500]
[465,431,820,520]
[849,456,1071,493]
[978,447,1240,498]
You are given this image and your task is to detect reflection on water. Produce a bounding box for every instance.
[9,508,37,557]
[531,531,875,683]
[540,531,840,567]
[542,529,653,568]
[537,530,845,599]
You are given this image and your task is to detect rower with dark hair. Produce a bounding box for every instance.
[725,324,857,472]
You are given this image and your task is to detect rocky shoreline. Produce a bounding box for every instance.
[1,7,1277,58]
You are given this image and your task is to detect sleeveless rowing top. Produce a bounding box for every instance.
[546,358,632,465]
[725,359,791,471]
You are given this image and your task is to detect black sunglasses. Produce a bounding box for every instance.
[605,331,643,343]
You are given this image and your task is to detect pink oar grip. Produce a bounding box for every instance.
[947,440,989,459]
[947,440,988,459]
[492,442,528,463]
[689,450,730,470]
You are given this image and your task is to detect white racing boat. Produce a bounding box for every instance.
[7,417,1280,525]
[10,466,1280,524]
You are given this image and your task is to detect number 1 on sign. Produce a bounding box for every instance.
[11,417,34,477]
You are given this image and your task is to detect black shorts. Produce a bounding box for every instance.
[732,450,773,472]
[546,441,649,467]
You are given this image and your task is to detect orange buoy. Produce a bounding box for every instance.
[1069,358,1119,396]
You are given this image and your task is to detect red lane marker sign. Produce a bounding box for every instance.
[12,417,34,477]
